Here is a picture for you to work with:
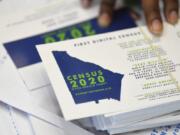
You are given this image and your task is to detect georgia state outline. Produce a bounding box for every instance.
[53,51,124,104]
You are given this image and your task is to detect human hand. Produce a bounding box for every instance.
[81,0,179,35]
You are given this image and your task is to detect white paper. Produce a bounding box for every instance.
[37,23,180,120]
[0,1,97,134]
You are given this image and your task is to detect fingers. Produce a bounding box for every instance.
[164,0,179,24]
[98,0,116,27]
[142,0,163,35]
[81,0,92,8]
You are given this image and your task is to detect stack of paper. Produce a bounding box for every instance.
[1,0,180,134]
[122,124,180,135]
[0,0,139,134]
[0,38,94,135]
[37,21,180,134]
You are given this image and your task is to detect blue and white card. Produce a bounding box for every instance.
[37,23,180,120]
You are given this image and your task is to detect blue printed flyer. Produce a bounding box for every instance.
[37,23,180,121]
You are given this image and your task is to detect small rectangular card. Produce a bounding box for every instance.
[37,23,180,120]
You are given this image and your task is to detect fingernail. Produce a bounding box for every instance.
[169,11,178,24]
[151,19,162,34]
[98,13,111,27]
[82,0,91,8]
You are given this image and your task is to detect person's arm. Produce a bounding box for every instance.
[81,0,179,35]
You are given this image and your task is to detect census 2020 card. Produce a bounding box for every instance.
[37,24,180,121]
